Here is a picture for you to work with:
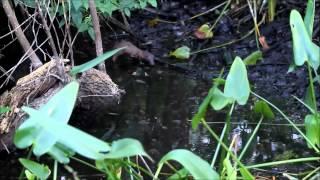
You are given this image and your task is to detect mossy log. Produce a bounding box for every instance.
[0,59,123,152]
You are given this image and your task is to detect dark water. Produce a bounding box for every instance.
[0,65,314,179]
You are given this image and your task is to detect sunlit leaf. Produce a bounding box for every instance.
[71,48,124,76]
[224,57,250,105]
[169,46,191,60]
[304,0,315,37]
[243,51,263,66]
[19,158,50,180]
[290,10,319,70]
[104,138,149,159]
[210,88,232,110]
[253,100,274,120]
[158,149,219,179]
[194,24,213,39]
[28,81,79,156]
[304,114,320,148]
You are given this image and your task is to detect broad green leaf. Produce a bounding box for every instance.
[158,149,219,179]
[210,88,232,110]
[191,89,213,129]
[304,114,320,147]
[169,46,191,60]
[104,138,149,159]
[243,51,263,66]
[224,57,250,105]
[42,114,111,160]
[30,81,79,156]
[253,101,275,120]
[148,0,157,7]
[290,10,319,70]
[14,126,38,149]
[0,106,10,114]
[304,0,315,36]
[194,24,213,39]
[70,48,124,76]
[19,158,50,180]
[223,158,236,180]
[41,81,79,124]
[48,143,75,164]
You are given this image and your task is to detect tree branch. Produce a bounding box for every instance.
[2,0,43,69]
[88,0,106,73]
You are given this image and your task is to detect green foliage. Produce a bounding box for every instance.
[104,138,149,159]
[243,51,263,66]
[169,46,191,59]
[0,106,10,114]
[14,81,80,157]
[156,149,219,179]
[290,10,320,70]
[304,114,320,148]
[210,88,232,111]
[19,158,50,180]
[192,58,250,129]
[253,101,274,120]
[224,57,250,105]
[16,0,157,39]
[70,48,124,76]
[304,0,315,37]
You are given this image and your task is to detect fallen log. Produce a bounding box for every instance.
[0,59,123,152]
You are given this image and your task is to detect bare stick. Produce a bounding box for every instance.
[36,0,59,57]
[88,0,106,73]
[1,0,43,69]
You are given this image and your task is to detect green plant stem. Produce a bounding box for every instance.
[251,91,320,153]
[201,119,250,175]
[208,0,232,32]
[211,103,235,169]
[125,161,155,179]
[245,157,320,169]
[302,166,320,180]
[71,157,105,173]
[307,62,317,112]
[238,116,263,160]
[218,103,235,173]
[53,160,57,180]
[211,122,227,167]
